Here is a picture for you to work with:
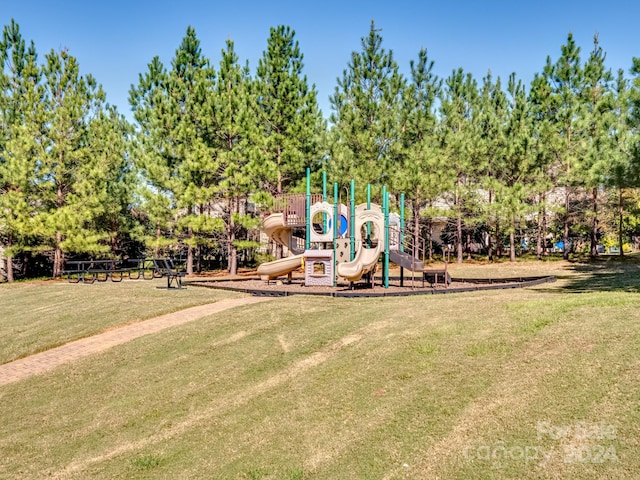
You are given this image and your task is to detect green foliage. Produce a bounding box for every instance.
[329,21,405,199]
[254,25,325,195]
[130,27,217,272]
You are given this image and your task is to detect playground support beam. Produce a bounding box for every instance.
[350,179,355,261]
[383,186,389,289]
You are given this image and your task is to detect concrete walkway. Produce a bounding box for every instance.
[0,296,272,387]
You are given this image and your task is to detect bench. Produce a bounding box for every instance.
[152,258,186,289]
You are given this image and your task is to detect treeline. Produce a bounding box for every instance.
[2,20,640,281]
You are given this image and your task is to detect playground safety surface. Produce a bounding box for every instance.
[190,275,556,297]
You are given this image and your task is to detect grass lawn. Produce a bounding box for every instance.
[0,278,241,364]
[1,258,639,479]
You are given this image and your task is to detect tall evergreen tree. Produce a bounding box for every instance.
[579,35,615,257]
[254,25,324,196]
[130,27,218,274]
[329,21,405,198]
[439,68,480,263]
[0,20,41,281]
[499,74,536,262]
[35,48,126,278]
[209,40,258,274]
[543,33,585,260]
[529,72,557,259]
[475,72,507,260]
[395,48,445,258]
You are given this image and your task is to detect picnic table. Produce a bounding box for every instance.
[62,258,161,284]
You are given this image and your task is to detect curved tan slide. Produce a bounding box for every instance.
[337,205,385,282]
[257,213,305,281]
[256,254,304,281]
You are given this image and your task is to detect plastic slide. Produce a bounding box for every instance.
[257,213,305,281]
[256,254,304,281]
[336,243,381,282]
[336,205,385,282]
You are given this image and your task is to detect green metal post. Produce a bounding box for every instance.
[322,171,327,201]
[350,179,355,261]
[383,187,389,289]
[333,182,338,286]
[366,183,371,240]
[305,167,311,251]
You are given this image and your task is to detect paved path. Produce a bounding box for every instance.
[0,296,272,387]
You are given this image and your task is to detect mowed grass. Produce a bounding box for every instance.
[0,278,241,364]
[1,260,639,479]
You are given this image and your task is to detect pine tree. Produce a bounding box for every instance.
[543,33,586,260]
[86,105,137,258]
[35,48,130,277]
[254,25,324,196]
[528,72,557,259]
[475,72,507,260]
[130,27,219,273]
[329,21,405,199]
[500,74,536,262]
[209,40,258,274]
[439,68,480,263]
[0,20,41,281]
[579,35,615,257]
[395,48,445,259]
[611,61,640,254]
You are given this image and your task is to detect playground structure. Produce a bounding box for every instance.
[256,169,450,289]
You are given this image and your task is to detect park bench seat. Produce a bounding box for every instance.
[152,258,186,289]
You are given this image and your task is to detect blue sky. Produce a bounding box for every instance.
[3,1,640,120]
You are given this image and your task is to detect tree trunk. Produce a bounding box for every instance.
[53,184,65,278]
[590,187,599,258]
[53,230,63,278]
[428,220,433,261]
[6,256,14,283]
[413,198,420,261]
[542,194,548,257]
[510,230,516,263]
[154,225,161,258]
[618,188,624,257]
[228,197,238,275]
[6,232,14,282]
[563,186,570,260]
[536,195,543,260]
[186,227,194,275]
[456,179,463,264]
[456,215,463,264]
[496,219,502,258]
[487,190,493,261]
[466,232,472,261]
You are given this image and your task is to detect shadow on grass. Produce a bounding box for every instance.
[560,254,640,293]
